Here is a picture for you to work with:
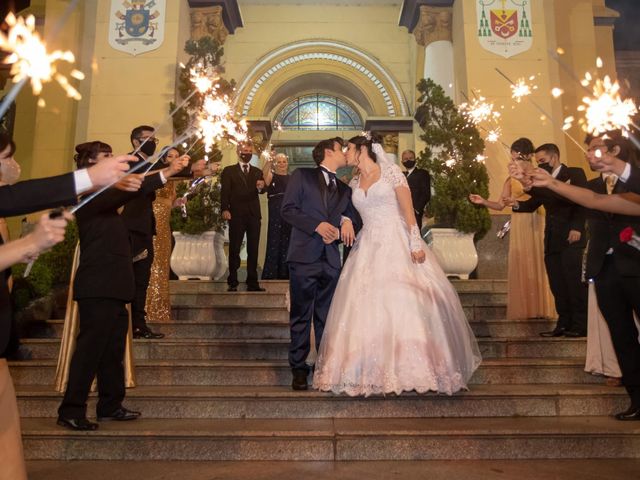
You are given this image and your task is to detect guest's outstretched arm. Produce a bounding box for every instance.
[531,168,640,215]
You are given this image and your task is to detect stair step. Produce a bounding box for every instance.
[21,416,640,461]
[22,337,586,361]
[42,318,556,339]
[168,279,508,295]
[8,358,599,387]
[16,384,627,419]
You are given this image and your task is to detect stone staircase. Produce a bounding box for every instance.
[10,280,640,461]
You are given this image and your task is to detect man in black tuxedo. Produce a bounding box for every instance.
[583,133,640,420]
[280,137,357,390]
[57,149,188,431]
[121,125,165,339]
[401,149,431,230]
[220,142,266,292]
[511,143,588,337]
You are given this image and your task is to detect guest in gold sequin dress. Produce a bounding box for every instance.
[469,138,556,320]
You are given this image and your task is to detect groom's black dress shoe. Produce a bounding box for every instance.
[292,368,308,391]
[247,285,266,292]
[57,417,98,431]
[227,285,238,292]
[614,406,640,421]
[540,327,565,337]
[97,407,141,422]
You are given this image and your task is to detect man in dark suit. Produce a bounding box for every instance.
[121,125,166,339]
[280,137,357,390]
[401,149,431,230]
[511,143,588,337]
[583,133,640,420]
[57,150,187,431]
[220,142,266,292]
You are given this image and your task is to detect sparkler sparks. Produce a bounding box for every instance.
[0,12,83,100]
[510,78,537,103]
[578,74,638,137]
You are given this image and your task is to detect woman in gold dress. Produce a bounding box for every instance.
[469,138,556,320]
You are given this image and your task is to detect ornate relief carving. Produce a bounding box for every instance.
[190,6,228,44]
[413,6,452,47]
[382,133,399,155]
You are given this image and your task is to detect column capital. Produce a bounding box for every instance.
[399,0,454,33]
[413,5,452,47]
[187,0,243,35]
[190,6,229,44]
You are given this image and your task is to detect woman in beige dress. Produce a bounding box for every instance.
[469,138,556,320]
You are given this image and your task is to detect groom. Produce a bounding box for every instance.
[281,137,357,390]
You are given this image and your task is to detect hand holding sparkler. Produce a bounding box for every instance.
[86,154,137,188]
[529,167,555,188]
[23,208,73,276]
[589,149,628,177]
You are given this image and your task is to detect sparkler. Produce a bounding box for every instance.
[548,50,640,150]
[0,1,83,119]
[495,68,586,153]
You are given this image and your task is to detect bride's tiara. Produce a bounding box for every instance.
[360,130,372,141]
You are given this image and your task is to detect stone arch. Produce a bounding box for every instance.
[235,40,409,118]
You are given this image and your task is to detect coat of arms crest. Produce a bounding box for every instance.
[108,0,166,56]
[477,0,533,58]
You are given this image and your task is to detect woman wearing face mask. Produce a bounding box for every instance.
[261,152,292,279]
[468,138,556,321]
[56,140,187,431]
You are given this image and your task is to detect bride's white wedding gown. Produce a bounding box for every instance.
[313,163,482,396]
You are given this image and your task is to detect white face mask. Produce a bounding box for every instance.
[0,157,21,185]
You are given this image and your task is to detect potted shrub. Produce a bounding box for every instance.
[170,176,227,280]
[415,78,491,278]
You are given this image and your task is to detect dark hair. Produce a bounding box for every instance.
[130,125,154,145]
[534,143,560,159]
[74,141,112,169]
[0,132,16,157]
[510,137,535,157]
[312,137,344,166]
[159,145,180,162]
[586,130,639,166]
[348,132,383,163]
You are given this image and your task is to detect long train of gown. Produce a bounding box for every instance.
[313,163,482,396]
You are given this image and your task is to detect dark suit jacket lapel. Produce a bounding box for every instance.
[316,168,329,213]
[329,180,349,216]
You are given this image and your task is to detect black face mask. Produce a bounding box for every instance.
[139,140,156,157]
[537,162,553,173]
[239,153,253,163]
[402,160,416,169]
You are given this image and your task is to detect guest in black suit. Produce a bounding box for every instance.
[57,141,187,431]
[121,125,165,339]
[280,137,357,390]
[401,149,431,230]
[531,133,640,420]
[511,143,588,337]
[0,132,132,478]
[220,142,266,292]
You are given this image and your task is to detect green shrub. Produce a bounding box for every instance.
[415,79,491,240]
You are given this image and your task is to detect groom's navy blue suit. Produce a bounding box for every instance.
[281,167,358,370]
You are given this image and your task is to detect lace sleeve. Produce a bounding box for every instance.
[386,164,409,189]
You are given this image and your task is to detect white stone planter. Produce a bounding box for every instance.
[211,231,228,281]
[424,228,478,279]
[170,231,217,280]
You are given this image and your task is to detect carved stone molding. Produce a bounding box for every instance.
[190,6,229,44]
[381,132,399,155]
[413,5,452,47]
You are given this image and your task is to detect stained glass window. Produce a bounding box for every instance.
[274,94,363,131]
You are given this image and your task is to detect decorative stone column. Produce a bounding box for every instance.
[414,5,454,99]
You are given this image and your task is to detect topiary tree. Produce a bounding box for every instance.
[170,177,225,235]
[415,78,491,240]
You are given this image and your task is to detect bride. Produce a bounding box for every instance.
[313,132,482,396]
